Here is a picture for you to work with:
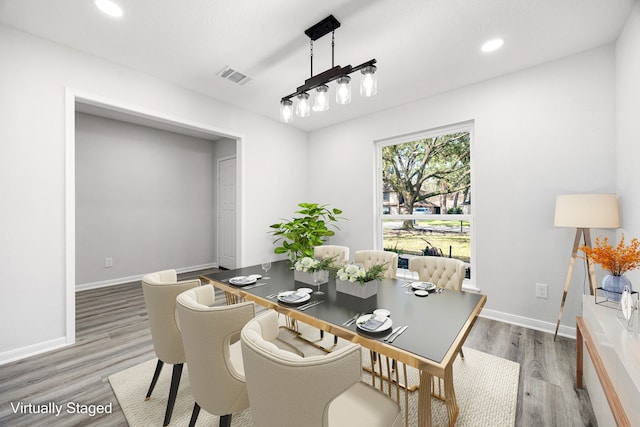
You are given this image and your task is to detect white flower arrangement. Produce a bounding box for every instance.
[294,256,320,272]
[336,263,367,283]
[337,263,387,285]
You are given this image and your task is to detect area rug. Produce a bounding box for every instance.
[109,331,518,427]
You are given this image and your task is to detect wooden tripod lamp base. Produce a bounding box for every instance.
[554,228,596,340]
[553,194,620,341]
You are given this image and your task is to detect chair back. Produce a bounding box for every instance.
[241,310,362,427]
[353,250,398,279]
[141,269,199,364]
[176,285,254,416]
[313,245,350,267]
[408,256,466,290]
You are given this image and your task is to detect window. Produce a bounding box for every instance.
[375,122,474,286]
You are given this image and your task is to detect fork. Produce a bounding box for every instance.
[382,326,402,342]
[266,291,283,299]
[342,312,361,326]
[299,300,324,311]
[388,326,408,343]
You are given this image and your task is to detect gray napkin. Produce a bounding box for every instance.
[359,316,387,331]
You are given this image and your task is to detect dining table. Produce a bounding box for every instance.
[200,260,486,427]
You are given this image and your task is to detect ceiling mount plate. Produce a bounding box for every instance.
[304,15,341,41]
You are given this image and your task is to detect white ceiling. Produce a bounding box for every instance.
[0,0,635,132]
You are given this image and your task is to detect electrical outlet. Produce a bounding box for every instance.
[535,283,548,299]
[105,257,113,268]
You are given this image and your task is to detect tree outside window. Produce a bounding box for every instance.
[379,128,472,275]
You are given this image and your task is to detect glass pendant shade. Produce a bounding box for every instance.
[360,65,378,97]
[295,93,310,117]
[280,99,293,123]
[312,85,330,112]
[335,76,351,105]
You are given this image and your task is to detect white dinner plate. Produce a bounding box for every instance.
[229,276,257,286]
[247,274,262,280]
[277,291,311,304]
[411,281,436,291]
[356,314,393,333]
[297,288,313,294]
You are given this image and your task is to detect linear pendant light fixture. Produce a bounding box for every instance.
[280,15,377,123]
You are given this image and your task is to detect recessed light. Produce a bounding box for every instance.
[95,0,123,17]
[481,38,504,53]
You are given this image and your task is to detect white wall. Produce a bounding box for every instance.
[308,46,617,336]
[616,0,640,285]
[0,24,307,361]
[75,112,220,287]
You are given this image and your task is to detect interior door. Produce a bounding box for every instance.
[218,156,236,269]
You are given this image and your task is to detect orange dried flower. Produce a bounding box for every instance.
[579,234,640,276]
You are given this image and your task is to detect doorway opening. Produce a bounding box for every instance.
[65,88,243,346]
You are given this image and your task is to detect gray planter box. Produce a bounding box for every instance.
[336,279,379,299]
[294,270,328,285]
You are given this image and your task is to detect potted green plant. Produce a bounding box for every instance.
[269,202,344,263]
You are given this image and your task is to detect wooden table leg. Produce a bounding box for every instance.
[418,371,433,427]
[443,365,459,427]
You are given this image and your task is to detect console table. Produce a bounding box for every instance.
[576,295,639,426]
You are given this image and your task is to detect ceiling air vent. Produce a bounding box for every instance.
[217,66,251,86]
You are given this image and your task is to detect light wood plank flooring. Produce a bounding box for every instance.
[0,270,596,426]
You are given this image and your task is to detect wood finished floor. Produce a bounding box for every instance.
[0,269,596,426]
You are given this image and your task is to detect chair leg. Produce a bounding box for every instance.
[219,414,232,427]
[334,335,338,345]
[320,330,324,339]
[145,360,164,401]
[460,348,465,360]
[163,363,184,426]
[188,402,200,427]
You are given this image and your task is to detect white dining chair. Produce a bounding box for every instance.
[141,269,200,426]
[408,256,466,290]
[176,285,254,427]
[313,245,350,267]
[240,310,403,427]
[354,250,398,279]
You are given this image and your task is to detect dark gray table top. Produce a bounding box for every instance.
[204,259,485,364]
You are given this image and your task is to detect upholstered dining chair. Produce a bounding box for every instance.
[240,310,403,427]
[353,250,398,279]
[176,285,254,427]
[408,256,466,291]
[313,245,350,267]
[141,269,200,427]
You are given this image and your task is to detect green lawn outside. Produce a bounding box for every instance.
[383,220,471,263]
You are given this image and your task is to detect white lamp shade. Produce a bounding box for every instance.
[554,194,620,228]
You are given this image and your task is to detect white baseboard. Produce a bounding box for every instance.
[480,307,576,339]
[75,262,219,292]
[0,336,68,366]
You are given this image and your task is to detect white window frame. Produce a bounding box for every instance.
[374,120,478,291]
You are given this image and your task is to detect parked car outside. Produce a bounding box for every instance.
[413,207,432,214]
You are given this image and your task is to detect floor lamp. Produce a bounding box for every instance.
[553,194,620,340]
